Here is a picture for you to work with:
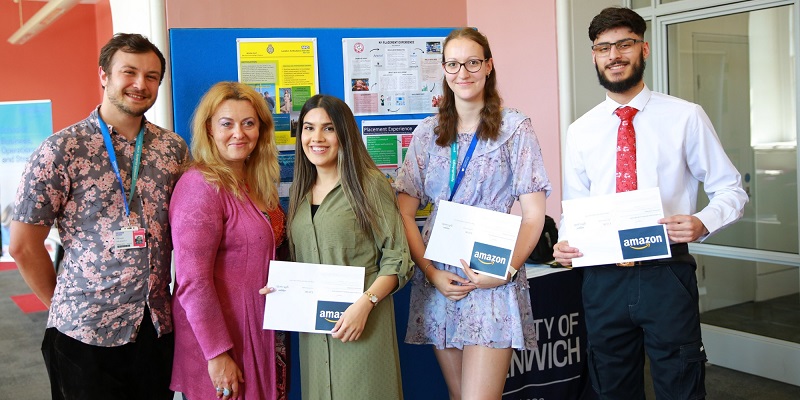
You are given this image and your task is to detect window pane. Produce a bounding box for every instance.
[644,20,653,88]
[697,254,800,344]
[666,5,797,253]
[632,0,651,9]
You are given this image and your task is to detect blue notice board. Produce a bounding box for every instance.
[169,27,455,400]
[170,27,454,144]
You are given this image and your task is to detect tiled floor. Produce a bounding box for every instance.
[0,255,185,400]
[0,257,51,399]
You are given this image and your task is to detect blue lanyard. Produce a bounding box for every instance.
[97,114,144,220]
[448,134,479,201]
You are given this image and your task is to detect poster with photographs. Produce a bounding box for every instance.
[237,38,320,150]
[342,37,445,116]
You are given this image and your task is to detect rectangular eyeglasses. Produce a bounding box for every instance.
[591,39,643,56]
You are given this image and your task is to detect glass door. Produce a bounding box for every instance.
[662,3,800,384]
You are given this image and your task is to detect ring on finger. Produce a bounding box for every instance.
[223,388,231,396]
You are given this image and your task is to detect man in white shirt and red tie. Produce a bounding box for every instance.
[553,7,748,400]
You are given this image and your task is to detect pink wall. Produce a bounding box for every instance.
[1,2,104,131]
[467,0,562,217]
[166,0,467,28]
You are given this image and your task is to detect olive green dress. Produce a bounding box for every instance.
[290,172,412,400]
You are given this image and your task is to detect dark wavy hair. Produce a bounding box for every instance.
[98,33,166,85]
[588,7,647,42]
[288,95,387,237]
[435,28,502,147]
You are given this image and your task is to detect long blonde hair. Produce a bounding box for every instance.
[189,81,280,208]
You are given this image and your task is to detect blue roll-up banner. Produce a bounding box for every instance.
[0,100,53,252]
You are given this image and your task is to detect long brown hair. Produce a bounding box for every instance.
[287,95,388,237]
[189,81,280,208]
[435,28,503,147]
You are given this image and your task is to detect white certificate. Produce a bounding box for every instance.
[424,200,521,279]
[263,261,364,334]
[561,187,671,267]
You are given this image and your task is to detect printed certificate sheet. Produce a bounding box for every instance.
[263,261,364,334]
[561,187,671,267]
[424,201,521,279]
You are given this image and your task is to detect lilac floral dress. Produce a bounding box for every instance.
[394,108,550,350]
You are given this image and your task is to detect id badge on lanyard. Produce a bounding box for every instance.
[98,114,148,250]
[114,227,147,250]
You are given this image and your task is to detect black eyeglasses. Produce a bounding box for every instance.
[591,39,644,56]
[442,59,488,74]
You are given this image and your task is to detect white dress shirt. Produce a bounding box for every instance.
[561,85,748,241]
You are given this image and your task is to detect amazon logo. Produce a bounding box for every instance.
[315,301,351,331]
[618,225,669,259]
[470,242,511,276]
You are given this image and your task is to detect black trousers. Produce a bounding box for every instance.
[582,254,707,400]
[41,307,174,400]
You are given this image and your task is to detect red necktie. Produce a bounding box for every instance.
[615,106,639,193]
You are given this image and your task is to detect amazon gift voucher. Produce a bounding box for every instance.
[617,225,670,260]
[469,242,513,278]
[314,300,351,331]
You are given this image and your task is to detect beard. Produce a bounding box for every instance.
[105,74,154,117]
[596,55,646,94]
[108,93,150,117]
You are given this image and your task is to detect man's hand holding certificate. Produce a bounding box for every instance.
[424,201,521,280]
[561,188,671,267]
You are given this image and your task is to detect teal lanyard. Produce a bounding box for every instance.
[448,134,479,202]
[97,115,144,220]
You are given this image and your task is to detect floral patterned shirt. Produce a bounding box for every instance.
[13,108,188,347]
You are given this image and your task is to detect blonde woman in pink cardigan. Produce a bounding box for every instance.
[170,82,286,400]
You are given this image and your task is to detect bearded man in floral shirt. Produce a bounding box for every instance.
[9,33,188,400]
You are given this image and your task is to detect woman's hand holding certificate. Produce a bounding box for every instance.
[425,201,521,280]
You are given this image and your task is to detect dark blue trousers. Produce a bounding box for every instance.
[582,255,707,400]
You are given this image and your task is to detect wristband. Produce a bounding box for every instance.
[422,263,434,284]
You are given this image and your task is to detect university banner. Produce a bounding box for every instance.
[503,269,597,400]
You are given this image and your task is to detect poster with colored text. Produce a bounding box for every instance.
[238,38,319,150]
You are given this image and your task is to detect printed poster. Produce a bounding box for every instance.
[277,151,295,213]
[361,119,430,224]
[237,38,320,150]
[361,119,420,173]
[343,37,445,116]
